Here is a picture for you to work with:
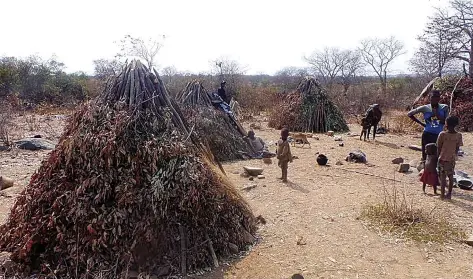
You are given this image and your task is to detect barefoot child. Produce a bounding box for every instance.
[437,116,463,199]
[420,143,439,195]
[277,128,292,182]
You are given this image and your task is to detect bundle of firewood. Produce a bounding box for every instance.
[0,60,256,278]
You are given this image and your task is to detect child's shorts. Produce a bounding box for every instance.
[438,160,455,176]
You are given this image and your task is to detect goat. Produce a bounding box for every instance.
[289,132,311,148]
[360,104,382,141]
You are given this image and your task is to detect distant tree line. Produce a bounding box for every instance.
[0,55,93,107]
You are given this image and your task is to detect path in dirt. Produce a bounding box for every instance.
[0,115,472,279]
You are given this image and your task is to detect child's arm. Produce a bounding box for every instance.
[436,133,444,156]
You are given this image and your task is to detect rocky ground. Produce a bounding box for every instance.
[0,112,472,279]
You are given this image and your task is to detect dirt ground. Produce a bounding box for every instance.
[1,112,473,279]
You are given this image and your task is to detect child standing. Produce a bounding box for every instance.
[437,116,463,199]
[277,128,292,183]
[419,143,439,195]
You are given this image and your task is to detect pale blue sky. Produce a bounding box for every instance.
[1,0,449,75]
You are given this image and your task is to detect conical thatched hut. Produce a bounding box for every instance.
[268,77,348,133]
[0,60,256,278]
[177,80,254,161]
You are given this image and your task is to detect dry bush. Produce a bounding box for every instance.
[236,85,279,116]
[24,115,39,132]
[381,110,423,135]
[0,103,13,144]
[361,186,465,243]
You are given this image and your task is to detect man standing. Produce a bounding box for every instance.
[408,90,449,161]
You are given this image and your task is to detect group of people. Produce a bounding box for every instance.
[272,90,464,191]
[408,90,463,199]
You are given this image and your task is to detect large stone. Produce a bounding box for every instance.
[408,145,422,152]
[398,163,410,173]
[15,138,56,150]
[326,131,334,136]
[243,166,264,176]
[465,235,473,247]
[392,157,404,164]
[334,136,342,141]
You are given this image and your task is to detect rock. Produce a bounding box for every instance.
[292,274,304,279]
[242,184,257,191]
[249,177,254,181]
[0,176,14,190]
[15,138,56,150]
[326,131,334,136]
[392,157,404,164]
[263,158,272,164]
[257,175,265,179]
[336,160,343,166]
[228,242,239,254]
[243,166,264,176]
[398,163,410,173]
[33,134,42,138]
[231,170,240,174]
[292,155,299,159]
[314,137,320,140]
[408,145,422,152]
[296,236,307,245]
[334,136,342,141]
[339,142,344,147]
[465,235,473,247]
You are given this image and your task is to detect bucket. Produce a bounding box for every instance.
[0,176,14,190]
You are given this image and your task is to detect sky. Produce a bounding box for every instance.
[0,0,451,75]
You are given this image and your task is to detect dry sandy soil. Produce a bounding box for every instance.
[1,112,473,279]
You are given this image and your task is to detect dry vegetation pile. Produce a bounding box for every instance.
[416,76,473,131]
[0,60,256,278]
[177,80,253,162]
[361,187,465,244]
[268,77,348,133]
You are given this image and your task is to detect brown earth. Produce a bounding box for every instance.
[0,112,472,279]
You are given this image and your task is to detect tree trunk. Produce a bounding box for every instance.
[469,39,473,77]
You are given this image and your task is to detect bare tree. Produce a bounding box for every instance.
[211,57,247,101]
[339,50,364,94]
[274,66,310,90]
[93,59,123,80]
[434,0,473,76]
[359,36,405,94]
[304,47,344,92]
[115,34,165,69]
[411,8,463,78]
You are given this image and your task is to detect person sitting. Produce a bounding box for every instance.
[246,130,275,158]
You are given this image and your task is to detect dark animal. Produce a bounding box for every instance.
[360,117,370,141]
[360,104,382,141]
